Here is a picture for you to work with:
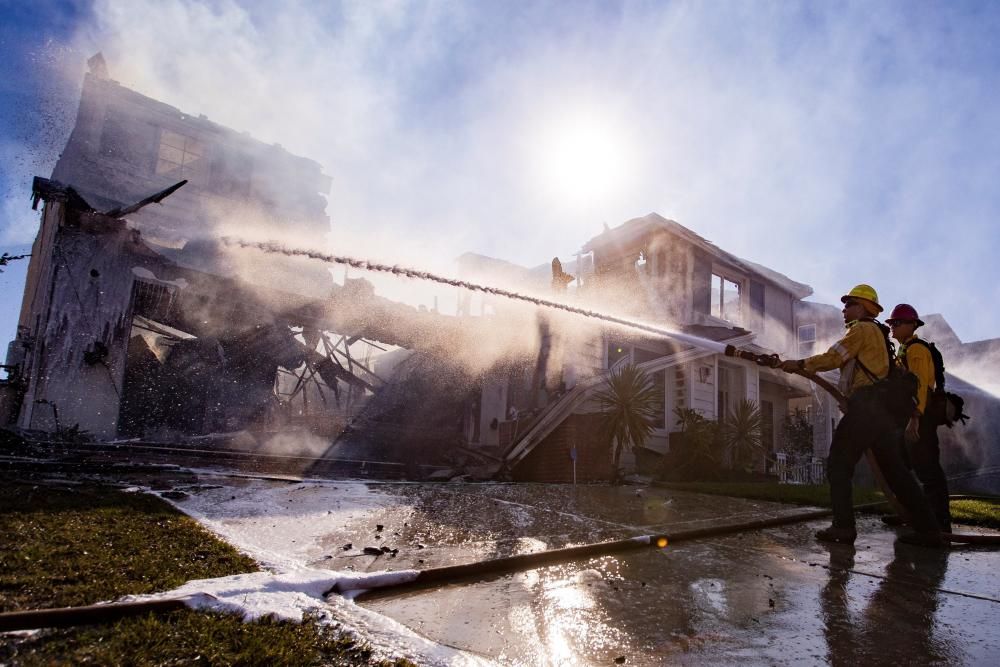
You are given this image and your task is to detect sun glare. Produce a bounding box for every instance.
[532,109,633,207]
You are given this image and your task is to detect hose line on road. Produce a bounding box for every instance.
[343,503,858,601]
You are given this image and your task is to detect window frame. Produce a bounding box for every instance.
[155,129,205,178]
[797,324,817,357]
[710,270,744,323]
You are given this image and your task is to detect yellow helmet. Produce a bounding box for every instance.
[840,284,883,314]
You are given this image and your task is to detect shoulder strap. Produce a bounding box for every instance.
[854,319,893,382]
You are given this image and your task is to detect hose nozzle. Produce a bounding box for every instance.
[724,345,781,368]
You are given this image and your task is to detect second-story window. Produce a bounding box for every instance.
[156,130,204,178]
[798,324,817,357]
[711,273,741,322]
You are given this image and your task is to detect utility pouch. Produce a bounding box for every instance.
[927,389,969,428]
[856,322,918,423]
[873,369,919,421]
[903,339,970,428]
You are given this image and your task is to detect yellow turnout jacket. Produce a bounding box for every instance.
[897,334,935,416]
[803,319,890,397]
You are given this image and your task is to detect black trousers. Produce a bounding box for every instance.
[827,386,939,533]
[908,417,952,531]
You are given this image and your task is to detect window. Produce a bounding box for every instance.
[607,342,629,369]
[156,130,204,178]
[635,251,647,274]
[131,280,175,322]
[711,273,742,322]
[798,324,817,357]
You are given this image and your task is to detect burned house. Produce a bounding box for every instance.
[0,57,495,455]
[50,54,330,247]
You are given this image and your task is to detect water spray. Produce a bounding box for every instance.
[221,238,731,354]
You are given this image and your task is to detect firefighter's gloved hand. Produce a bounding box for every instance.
[779,360,804,374]
[905,416,921,445]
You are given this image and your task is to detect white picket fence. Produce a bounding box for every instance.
[774,452,826,485]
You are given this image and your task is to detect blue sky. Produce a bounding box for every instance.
[2,0,1000,350]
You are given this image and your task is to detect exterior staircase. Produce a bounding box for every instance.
[501,332,754,471]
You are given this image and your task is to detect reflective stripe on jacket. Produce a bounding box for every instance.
[803,320,889,397]
[897,335,935,416]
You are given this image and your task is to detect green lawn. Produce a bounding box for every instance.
[655,481,1000,530]
[951,497,1000,529]
[0,478,412,666]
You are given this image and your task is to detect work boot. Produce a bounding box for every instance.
[880,514,905,527]
[815,526,857,545]
[897,530,946,548]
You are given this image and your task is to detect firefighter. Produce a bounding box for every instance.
[884,303,952,533]
[778,285,942,546]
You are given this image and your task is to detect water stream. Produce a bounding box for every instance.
[222,237,733,355]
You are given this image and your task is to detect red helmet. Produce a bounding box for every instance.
[886,303,924,327]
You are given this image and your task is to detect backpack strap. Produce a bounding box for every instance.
[854,319,892,383]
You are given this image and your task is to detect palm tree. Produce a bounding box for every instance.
[721,398,762,471]
[594,363,665,479]
[673,406,722,473]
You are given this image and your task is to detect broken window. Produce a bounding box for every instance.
[798,324,817,357]
[635,251,647,275]
[711,273,741,323]
[131,280,176,322]
[156,129,205,178]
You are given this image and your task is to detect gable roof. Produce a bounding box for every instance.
[581,213,813,299]
[919,313,964,350]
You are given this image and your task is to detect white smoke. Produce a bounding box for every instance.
[0,1,967,346]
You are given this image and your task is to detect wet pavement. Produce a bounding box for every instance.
[143,475,1000,665]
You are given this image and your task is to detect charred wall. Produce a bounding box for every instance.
[14,201,173,436]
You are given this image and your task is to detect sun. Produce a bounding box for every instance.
[532,109,633,206]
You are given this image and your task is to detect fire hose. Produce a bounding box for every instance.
[724,345,1000,545]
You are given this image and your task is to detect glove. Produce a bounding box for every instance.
[779,360,804,374]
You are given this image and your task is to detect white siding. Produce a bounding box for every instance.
[689,359,716,419]
[745,364,760,405]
